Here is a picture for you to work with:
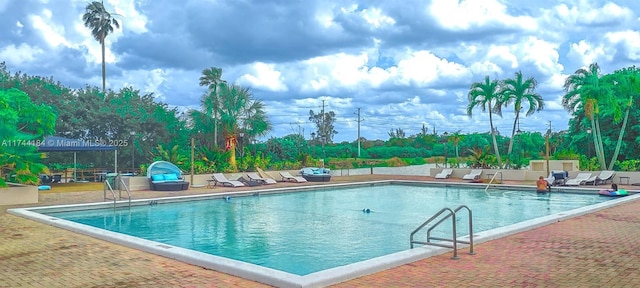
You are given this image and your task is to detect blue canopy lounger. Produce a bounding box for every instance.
[147,161,189,191]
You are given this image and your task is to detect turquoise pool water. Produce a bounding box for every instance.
[47,184,611,275]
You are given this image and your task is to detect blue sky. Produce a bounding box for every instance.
[1,0,639,142]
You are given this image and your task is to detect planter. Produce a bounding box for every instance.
[0,183,38,205]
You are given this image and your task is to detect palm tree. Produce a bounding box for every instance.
[83,1,120,93]
[603,67,640,170]
[562,63,613,169]
[500,71,545,161]
[467,76,503,167]
[216,83,270,171]
[199,67,224,148]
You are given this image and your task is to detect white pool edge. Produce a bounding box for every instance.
[8,182,640,288]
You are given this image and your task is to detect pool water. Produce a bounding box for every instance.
[48,184,611,275]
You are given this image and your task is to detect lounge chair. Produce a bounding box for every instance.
[551,170,568,186]
[435,168,453,179]
[256,167,280,183]
[211,173,245,187]
[280,171,308,183]
[247,172,277,185]
[462,169,483,181]
[564,172,592,186]
[596,170,615,185]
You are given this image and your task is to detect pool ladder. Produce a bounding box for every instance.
[485,171,503,192]
[104,174,131,208]
[410,205,475,259]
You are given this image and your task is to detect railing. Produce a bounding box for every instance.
[485,171,503,192]
[410,205,474,259]
[103,174,131,209]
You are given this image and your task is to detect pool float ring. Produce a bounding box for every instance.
[598,189,628,197]
[38,185,51,190]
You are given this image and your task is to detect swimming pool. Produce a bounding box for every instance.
[10,181,636,288]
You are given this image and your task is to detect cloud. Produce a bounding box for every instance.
[1,0,639,141]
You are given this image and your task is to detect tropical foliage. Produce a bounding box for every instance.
[0,88,56,186]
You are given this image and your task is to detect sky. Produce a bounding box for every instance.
[1,0,639,142]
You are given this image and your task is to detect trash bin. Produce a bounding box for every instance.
[105,173,119,189]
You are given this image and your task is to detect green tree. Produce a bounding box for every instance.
[83,1,120,93]
[0,88,56,186]
[500,71,544,162]
[467,76,503,167]
[215,83,270,171]
[562,63,613,169]
[198,67,224,148]
[309,109,337,144]
[602,66,640,169]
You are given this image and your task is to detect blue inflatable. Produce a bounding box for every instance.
[38,185,51,190]
[599,189,628,197]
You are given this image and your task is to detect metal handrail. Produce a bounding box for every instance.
[103,180,117,207]
[410,206,475,259]
[426,205,475,256]
[117,175,132,207]
[485,171,503,191]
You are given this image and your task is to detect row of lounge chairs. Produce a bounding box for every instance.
[435,168,482,181]
[549,170,615,186]
[435,168,617,186]
[210,171,308,188]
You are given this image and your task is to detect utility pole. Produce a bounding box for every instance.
[355,108,362,158]
[321,100,326,167]
[190,138,195,186]
[545,121,551,176]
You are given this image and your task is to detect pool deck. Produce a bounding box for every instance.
[2,174,640,287]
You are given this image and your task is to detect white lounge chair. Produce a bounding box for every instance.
[247,172,277,185]
[279,171,307,183]
[596,170,615,185]
[565,172,592,186]
[211,173,245,187]
[435,168,453,179]
[462,169,483,181]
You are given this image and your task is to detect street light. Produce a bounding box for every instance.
[130,131,135,175]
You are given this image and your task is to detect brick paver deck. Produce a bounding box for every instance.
[2,175,639,287]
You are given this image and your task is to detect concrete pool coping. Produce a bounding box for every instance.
[8,180,640,288]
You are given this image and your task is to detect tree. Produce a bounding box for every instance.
[500,71,545,163]
[0,88,56,186]
[562,63,613,169]
[467,76,503,167]
[309,110,337,144]
[388,128,406,139]
[198,67,224,148]
[602,66,640,169]
[448,131,464,160]
[83,1,120,93]
[215,83,270,171]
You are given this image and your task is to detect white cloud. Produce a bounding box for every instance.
[429,0,537,31]
[567,40,608,67]
[237,62,288,92]
[0,43,45,65]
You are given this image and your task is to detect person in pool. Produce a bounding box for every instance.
[537,176,550,193]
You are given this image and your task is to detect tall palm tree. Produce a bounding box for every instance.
[562,63,612,169]
[216,83,270,171]
[500,71,545,161]
[83,1,120,93]
[603,67,640,170]
[199,67,224,148]
[467,76,503,167]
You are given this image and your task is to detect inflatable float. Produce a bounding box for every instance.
[598,189,628,197]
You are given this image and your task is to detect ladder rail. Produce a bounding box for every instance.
[425,205,475,255]
[117,175,132,207]
[484,171,503,191]
[103,180,117,208]
[410,205,475,259]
